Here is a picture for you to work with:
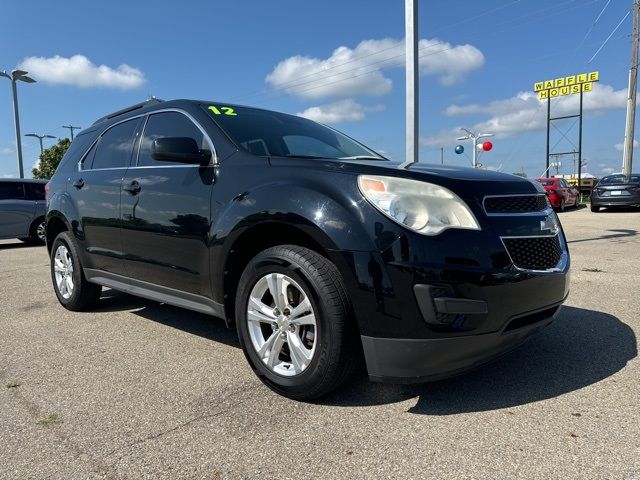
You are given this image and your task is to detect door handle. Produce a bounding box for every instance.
[72,178,84,189]
[123,181,141,195]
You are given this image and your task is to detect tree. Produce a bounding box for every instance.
[32,138,71,179]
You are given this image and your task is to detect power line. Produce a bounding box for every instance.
[575,0,613,55]
[589,9,632,63]
[230,0,526,103]
[234,0,597,106]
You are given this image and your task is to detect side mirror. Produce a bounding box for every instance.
[151,137,211,165]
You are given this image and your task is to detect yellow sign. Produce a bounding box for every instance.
[533,71,599,99]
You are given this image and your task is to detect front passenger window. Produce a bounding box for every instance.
[137,112,210,167]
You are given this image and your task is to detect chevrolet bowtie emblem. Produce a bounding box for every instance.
[540,216,559,234]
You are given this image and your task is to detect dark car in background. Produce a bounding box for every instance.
[45,99,570,400]
[0,178,48,244]
[534,177,580,211]
[590,174,640,212]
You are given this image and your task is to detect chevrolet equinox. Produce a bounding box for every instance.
[45,99,570,400]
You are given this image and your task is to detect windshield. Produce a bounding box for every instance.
[204,104,385,160]
[598,174,640,185]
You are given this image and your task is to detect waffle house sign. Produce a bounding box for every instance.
[533,71,599,99]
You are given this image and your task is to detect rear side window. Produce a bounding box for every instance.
[90,118,139,169]
[137,112,209,167]
[26,183,46,200]
[0,182,25,200]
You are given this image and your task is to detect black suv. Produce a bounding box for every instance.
[46,99,569,400]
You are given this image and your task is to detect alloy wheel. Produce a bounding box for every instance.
[36,221,46,242]
[53,245,74,299]
[247,273,317,376]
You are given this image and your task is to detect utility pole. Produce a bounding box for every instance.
[62,125,81,140]
[440,147,444,165]
[622,0,640,179]
[0,70,36,179]
[404,0,419,167]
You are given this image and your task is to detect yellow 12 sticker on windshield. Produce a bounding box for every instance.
[208,105,237,116]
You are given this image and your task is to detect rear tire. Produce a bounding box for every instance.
[50,231,102,311]
[235,245,358,400]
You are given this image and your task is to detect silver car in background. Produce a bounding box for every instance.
[0,178,47,244]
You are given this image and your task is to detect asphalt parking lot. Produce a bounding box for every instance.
[1,207,639,480]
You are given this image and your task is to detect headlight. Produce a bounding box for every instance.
[358,175,480,235]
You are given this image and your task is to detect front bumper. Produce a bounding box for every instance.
[362,300,563,383]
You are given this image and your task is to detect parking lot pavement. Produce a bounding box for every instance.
[1,207,638,480]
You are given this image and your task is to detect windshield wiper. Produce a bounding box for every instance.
[282,154,327,159]
[339,155,384,161]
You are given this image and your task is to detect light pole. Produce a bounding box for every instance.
[24,133,56,155]
[402,0,419,168]
[457,128,494,168]
[62,125,81,140]
[0,70,36,179]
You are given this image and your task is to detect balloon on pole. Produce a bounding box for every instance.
[482,141,493,151]
[454,145,464,154]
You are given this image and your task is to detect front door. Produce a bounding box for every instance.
[71,117,142,274]
[120,111,214,297]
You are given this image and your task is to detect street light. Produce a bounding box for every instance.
[0,69,36,179]
[62,125,81,140]
[24,133,56,155]
[456,128,494,168]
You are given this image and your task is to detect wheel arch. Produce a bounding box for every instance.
[218,218,346,326]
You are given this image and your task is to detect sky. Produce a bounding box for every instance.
[0,0,636,178]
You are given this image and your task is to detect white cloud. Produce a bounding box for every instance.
[602,167,616,174]
[266,37,484,100]
[297,99,384,124]
[18,54,145,90]
[0,146,14,155]
[614,139,639,151]
[1,173,16,178]
[423,83,628,147]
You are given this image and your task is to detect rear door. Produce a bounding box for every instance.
[120,110,215,297]
[0,182,34,238]
[25,182,47,220]
[71,117,142,274]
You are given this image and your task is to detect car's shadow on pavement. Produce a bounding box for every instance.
[323,306,637,414]
[89,293,636,414]
[0,241,44,250]
[92,289,240,349]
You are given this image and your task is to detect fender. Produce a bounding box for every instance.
[208,179,399,333]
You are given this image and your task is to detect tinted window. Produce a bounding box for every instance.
[535,179,554,186]
[91,119,139,169]
[205,104,383,160]
[137,112,209,166]
[27,183,46,200]
[0,182,25,200]
[599,174,640,185]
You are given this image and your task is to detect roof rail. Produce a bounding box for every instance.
[92,97,165,125]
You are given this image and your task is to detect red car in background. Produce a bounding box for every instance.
[534,177,580,211]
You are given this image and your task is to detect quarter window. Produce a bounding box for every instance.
[137,112,210,166]
[0,182,25,200]
[91,118,140,169]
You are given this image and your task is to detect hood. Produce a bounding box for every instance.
[269,157,540,196]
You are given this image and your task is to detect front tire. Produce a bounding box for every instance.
[590,205,600,213]
[50,231,102,311]
[235,245,358,400]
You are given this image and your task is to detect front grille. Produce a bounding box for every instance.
[503,235,562,270]
[484,195,548,214]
